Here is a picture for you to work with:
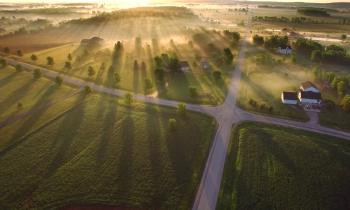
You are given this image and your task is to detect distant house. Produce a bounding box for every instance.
[276,46,292,55]
[298,91,322,104]
[200,58,210,70]
[300,81,320,93]
[281,91,298,105]
[180,61,191,72]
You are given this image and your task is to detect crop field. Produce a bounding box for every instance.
[0,88,216,210]
[217,122,350,210]
[237,43,309,121]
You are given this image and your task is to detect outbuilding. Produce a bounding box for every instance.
[281,91,298,105]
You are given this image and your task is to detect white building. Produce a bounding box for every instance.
[179,61,191,72]
[300,81,320,93]
[277,46,292,55]
[281,91,298,105]
[298,91,322,104]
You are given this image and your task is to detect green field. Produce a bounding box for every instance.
[238,44,309,121]
[217,122,350,210]
[0,75,216,210]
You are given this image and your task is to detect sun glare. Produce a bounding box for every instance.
[104,0,151,8]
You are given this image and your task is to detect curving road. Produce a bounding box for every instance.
[2,33,350,210]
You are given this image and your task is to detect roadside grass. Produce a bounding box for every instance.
[319,108,350,131]
[0,93,217,210]
[237,44,309,121]
[0,66,76,119]
[217,122,350,210]
[21,34,236,105]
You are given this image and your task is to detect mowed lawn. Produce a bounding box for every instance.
[0,93,216,210]
[217,122,350,210]
[238,44,309,121]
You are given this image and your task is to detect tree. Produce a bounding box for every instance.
[291,53,297,63]
[3,47,10,54]
[168,118,177,131]
[30,54,38,61]
[33,69,41,79]
[331,77,339,89]
[177,103,187,117]
[213,70,222,80]
[65,61,72,69]
[133,60,139,70]
[341,34,347,40]
[144,78,153,91]
[154,56,163,69]
[55,76,63,86]
[17,102,23,111]
[223,48,234,64]
[168,56,180,72]
[88,66,95,77]
[17,50,23,57]
[189,87,198,98]
[84,86,92,94]
[337,81,346,96]
[341,95,350,112]
[15,64,22,72]
[154,68,164,81]
[311,50,322,62]
[46,56,54,65]
[124,93,133,106]
[114,72,121,83]
[0,58,6,68]
[253,34,264,46]
[68,53,73,61]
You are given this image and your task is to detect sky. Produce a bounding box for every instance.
[0,0,350,3]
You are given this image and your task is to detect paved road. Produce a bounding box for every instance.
[2,35,350,210]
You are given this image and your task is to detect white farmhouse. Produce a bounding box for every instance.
[298,91,322,105]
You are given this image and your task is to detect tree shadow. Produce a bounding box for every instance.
[0,71,17,89]
[144,104,165,206]
[43,93,87,178]
[113,114,135,198]
[254,128,297,172]
[95,96,118,166]
[0,78,35,116]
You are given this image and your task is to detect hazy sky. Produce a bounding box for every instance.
[0,0,350,3]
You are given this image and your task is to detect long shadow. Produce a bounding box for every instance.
[113,114,135,198]
[0,85,69,157]
[43,93,87,178]
[254,128,297,172]
[312,138,350,170]
[95,96,118,166]
[0,71,17,89]
[144,104,164,206]
[0,78,35,116]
